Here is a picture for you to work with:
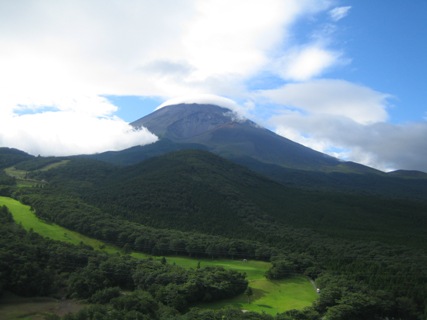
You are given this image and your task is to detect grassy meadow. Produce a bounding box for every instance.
[0,196,119,254]
[132,253,317,315]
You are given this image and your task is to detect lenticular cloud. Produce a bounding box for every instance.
[157,94,239,110]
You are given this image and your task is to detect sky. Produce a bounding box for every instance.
[0,0,426,172]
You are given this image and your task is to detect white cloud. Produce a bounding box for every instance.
[259,80,427,171]
[260,79,390,124]
[275,46,341,81]
[0,0,336,99]
[329,6,351,21]
[158,94,238,110]
[0,95,158,156]
[270,112,427,172]
[157,94,251,121]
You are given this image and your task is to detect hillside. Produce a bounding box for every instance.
[35,150,427,248]
[1,149,427,318]
[0,147,33,169]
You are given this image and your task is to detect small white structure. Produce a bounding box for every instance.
[316,288,320,294]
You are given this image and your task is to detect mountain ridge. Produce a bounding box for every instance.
[131,103,376,173]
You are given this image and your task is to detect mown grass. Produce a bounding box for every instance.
[131,254,270,280]
[0,196,119,254]
[197,275,316,315]
[131,253,317,315]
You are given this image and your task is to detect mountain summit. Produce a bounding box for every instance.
[131,103,370,172]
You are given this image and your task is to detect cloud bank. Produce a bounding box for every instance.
[263,81,427,172]
[0,97,158,156]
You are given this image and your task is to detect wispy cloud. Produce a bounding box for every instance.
[260,80,390,124]
[329,6,352,21]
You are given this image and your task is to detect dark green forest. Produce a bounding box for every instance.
[1,147,427,319]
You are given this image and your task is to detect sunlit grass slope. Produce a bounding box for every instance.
[0,196,118,254]
[199,275,316,315]
[132,253,317,315]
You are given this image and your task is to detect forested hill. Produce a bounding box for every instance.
[0,147,33,168]
[31,150,427,248]
[87,140,427,201]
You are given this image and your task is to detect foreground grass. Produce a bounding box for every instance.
[0,196,119,254]
[1,196,317,315]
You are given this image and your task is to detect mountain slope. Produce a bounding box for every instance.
[131,103,372,172]
[89,103,427,200]
[0,147,33,169]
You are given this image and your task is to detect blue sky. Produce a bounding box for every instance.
[0,0,426,172]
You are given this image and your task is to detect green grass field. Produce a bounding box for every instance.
[170,257,317,314]
[1,196,317,315]
[0,196,119,254]
[131,253,317,315]
[196,275,316,314]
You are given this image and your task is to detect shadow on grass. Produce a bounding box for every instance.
[252,287,268,300]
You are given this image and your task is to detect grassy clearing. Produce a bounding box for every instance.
[0,196,119,254]
[4,160,69,188]
[38,160,70,171]
[197,275,316,315]
[4,167,27,179]
[131,254,270,281]
[131,253,317,315]
[4,167,40,187]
